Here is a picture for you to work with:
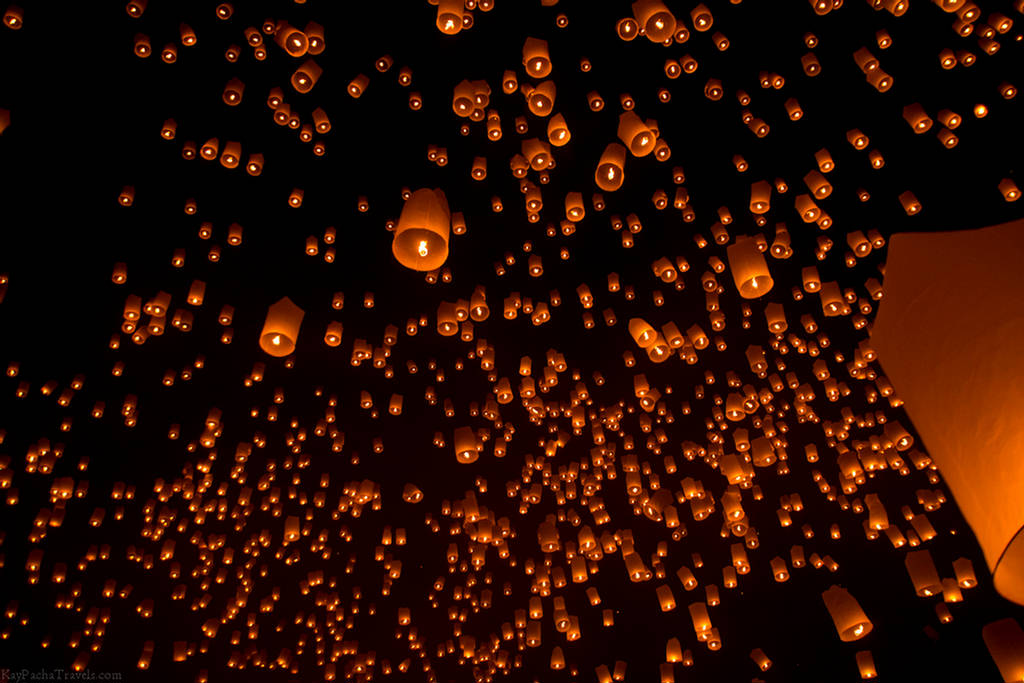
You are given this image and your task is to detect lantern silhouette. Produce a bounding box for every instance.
[259,297,305,357]
[595,143,627,191]
[871,218,1024,604]
[392,188,450,271]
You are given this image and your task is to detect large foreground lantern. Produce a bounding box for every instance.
[259,297,305,357]
[393,188,451,271]
[871,218,1024,605]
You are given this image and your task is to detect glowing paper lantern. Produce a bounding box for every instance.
[822,586,873,640]
[633,0,676,43]
[392,188,450,271]
[436,0,464,34]
[871,218,1024,605]
[259,297,304,357]
[727,237,773,298]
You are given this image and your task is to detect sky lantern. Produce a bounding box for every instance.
[436,0,464,34]
[727,237,773,298]
[822,586,873,640]
[872,218,1024,605]
[259,297,305,357]
[392,188,450,271]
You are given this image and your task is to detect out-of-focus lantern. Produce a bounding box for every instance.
[871,218,1024,605]
[392,188,450,271]
[983,618,1024,682]
[259,297,305,357]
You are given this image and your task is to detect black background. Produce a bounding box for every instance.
[1,0,1023,681]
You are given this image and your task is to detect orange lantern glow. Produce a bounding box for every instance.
[393,188,450,271]
[872,218,1024,605]
[259,297,305,357]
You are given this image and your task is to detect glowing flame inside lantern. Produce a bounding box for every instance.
[418,241,429,257]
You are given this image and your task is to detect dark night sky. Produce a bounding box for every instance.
[1,0,1023,681]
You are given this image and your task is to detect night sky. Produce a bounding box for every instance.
[1,0,1023,681]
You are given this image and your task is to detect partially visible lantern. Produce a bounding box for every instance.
[871,219,1024,605]
[982,618,1024,682]
[633,0,676,42]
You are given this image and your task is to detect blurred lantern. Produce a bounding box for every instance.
[872,218,1024,604]
[983,618,1024,682]
[392,188,450,271]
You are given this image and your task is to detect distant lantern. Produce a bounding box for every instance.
[392,188,450,271]
[822,586,873,640]
[727,237,773,298]
[871,218,1024,605]
[259,297,305,357]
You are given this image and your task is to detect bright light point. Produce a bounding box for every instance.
[271,335,281,345]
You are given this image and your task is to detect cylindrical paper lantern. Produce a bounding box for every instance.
[393,188,450,271]
[822,585,873,640]
[259,297,305,357]
[727,237,773,298]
